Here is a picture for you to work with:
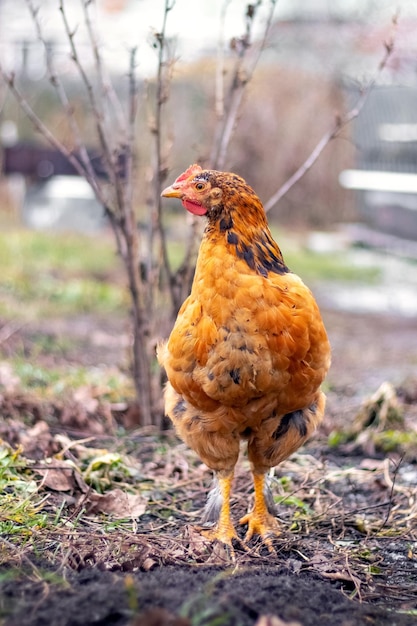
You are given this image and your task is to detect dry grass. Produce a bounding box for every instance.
[1,409,416,610]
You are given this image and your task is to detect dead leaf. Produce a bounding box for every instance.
[359,458,386,471]
[141,557,158,571]
[53,433,109,462]
[36,458,78,492]
[86,488,147,518]
[116,401,142,429]
[19,420,55,459]
[255,617,302,626]
[0,361,20,393]
[321,570,362,587]
[130,608,190,626]
[73,386,100,414]
[355,381,404,432]
[60,400,106,435]
[180,525,212,559]
[307,554,362,590]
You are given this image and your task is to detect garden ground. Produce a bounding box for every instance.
[0,231,416,626]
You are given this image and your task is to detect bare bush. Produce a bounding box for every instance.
[0,1,279,426]
[0,2,395,426]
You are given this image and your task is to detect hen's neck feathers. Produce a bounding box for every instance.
[203,173,289,277]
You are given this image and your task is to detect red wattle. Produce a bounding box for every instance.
[182,199,207,216]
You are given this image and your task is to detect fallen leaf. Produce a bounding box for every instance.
[180,525,212,559]
[359,458,385,471]
[84,452,124,478]
[19,420,55,460]
[255,616,302,626]
[141,557,158,571]
[86,488,147,518]
[36,458,78,492]
[130,608,190,626]
[307,554,362,590]
[0,361,20,393]
[73,385,100,414]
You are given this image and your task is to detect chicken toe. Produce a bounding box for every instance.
[200,519,240,548]
[239,473,280,551]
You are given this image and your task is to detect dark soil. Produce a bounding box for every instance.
[1,307,417,626]
[2,565,416,626]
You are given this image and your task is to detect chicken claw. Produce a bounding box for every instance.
[239,473,280,552]
[200,522,241,554]
[239,510,280,552]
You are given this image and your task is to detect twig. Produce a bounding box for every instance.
[60,0,154,423]
[25,0,103,204]
[150,0,179,313]
[125,47,138,223]
[211,0,277,170]
[0,2,161,426]
[214,0,232,120]
[59,0,125,216]
[0,320,26,345]
[264,19,397,212]
[0,68,89,180]
[81,0,126,136]
[20,0,124,259]
[378,456,404,531]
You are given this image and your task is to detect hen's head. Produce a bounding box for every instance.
[162,164,288,274]
[161,164,267,229]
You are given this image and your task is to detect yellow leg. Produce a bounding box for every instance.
[239,473,280,549]
[201,472,239,547]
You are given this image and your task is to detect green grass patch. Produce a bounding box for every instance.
[0,230,127,319]
[283,248,380,283]
[0,230,118,275]
[0,228,381,324]
[0,443,48,538]
[6,359,133,401]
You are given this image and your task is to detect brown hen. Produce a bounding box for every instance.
[158,164,331,551]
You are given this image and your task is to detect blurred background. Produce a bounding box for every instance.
[1,0,417,232]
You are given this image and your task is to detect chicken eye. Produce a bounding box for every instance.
[195,182,205,191]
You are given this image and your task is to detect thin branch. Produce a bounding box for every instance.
[211,0,277,170]
[264,20,397,212]
[0,320,27,345]
[25,0,102,203]
[1,0,156,425]
[81,0,126,136]
[119,45,147,310]
[0,78,6,117]
[22,1,126,258]
[151,0,178,311]
[59,0,125,216]
[0,68,87,180]
[214,0,232,120]
[378,456,404,532]
[1,63,126,258]
[125,47,138,213]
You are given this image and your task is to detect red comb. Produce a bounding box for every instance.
[174,164,203,183]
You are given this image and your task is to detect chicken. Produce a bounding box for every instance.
[158,164,331,551]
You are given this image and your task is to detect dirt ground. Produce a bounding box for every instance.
[1,306,417,626]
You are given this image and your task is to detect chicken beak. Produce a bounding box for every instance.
[161,184,182,199]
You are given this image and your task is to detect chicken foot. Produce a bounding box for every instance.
[200,471,244,552]
[239,472,280,552]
